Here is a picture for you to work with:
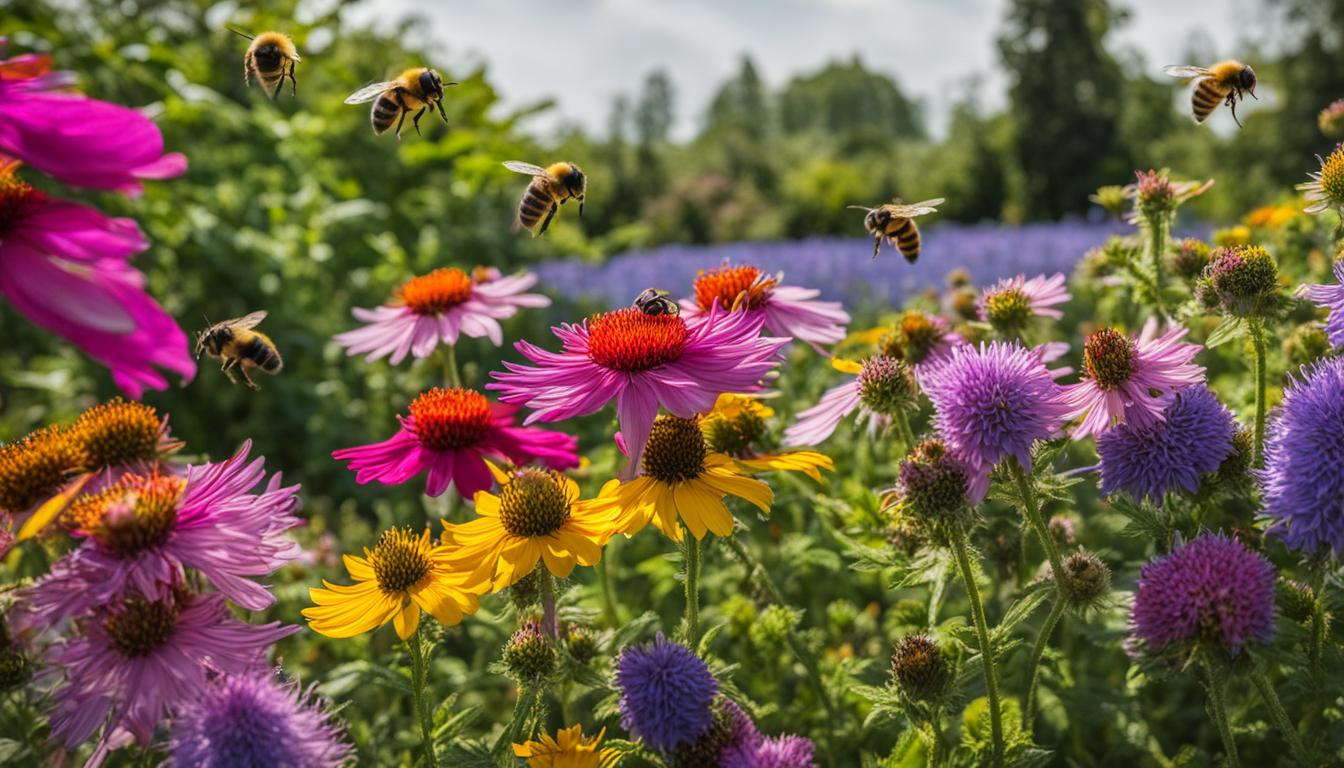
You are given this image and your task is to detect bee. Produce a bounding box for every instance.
[633,288,678,316]
[848,198,945,262]
[195,311,282,390]
[502,161,587,236]
[1163,61,1257,126]
[229,28,300,98]
[344,68,456,138]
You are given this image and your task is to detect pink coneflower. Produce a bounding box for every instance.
[978,273,1070,335]
[783,356,917,446]
[1124,170,1213,224]
[680,263,850,351]
[334,267,549,364]
[47,589,297,752]
[18,441,300,625]
[490,302,787,470]
[0,40,185,195]
[0,162,195,397]
[332,387,579,498]
[1062,318,1205,439]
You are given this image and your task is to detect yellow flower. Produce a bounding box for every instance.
[303,528,481,640]
[701,393,833,481]
[1213,225,1252,248]
[440,464,622,591]
[513,725,619,768]
[1243,203,1300,229]
[597,414,773,541]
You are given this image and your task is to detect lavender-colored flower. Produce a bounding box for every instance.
[614,634,718,752]
[169,670,351,767]
[1062,319,1205,439]
[1298,260,1344,348]
[921,341,1071,502]
[721,733,818,768]
[1130,533,1275,656]
[977,272,1070,334]
[1097,386,1238,501]
[1258,357,1344,554]
[47,590,297,749]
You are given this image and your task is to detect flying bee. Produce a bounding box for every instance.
[633,288,678,316]
[229,28,300,98]
[195,311,282,390]
[502,161,586,236]
[1163,61,1257,126]
[848,198,945,262]
[344,68,456,138]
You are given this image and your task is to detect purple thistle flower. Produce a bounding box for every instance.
[1097,386,1237,501]
[47,590,297,750]
[614,634,718,752]
[1258,357,1344,554]
[921,341,1072,502]
[169,670,351,768]
[1298,260,1344,348]
[721,733,818,768]
[1130,533,1276,656]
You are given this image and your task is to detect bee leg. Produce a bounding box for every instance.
[538,202,558,236]
[239,365,260,391]
[412,107,426,136]
[220,358,239,386]
[579,196,584,217]
[436,99,449,126]
[1228,96,1243,128]
[393,89,410,138]
[243,52,252,86]
[394,109,407,138]
[872,235,882,260]
[289,61,297,97]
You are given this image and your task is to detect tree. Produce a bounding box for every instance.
[634,69,676,146]
[778,57,924,143]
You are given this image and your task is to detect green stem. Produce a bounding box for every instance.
[682,526,702,646]
[1145,214,1170,316]
[493,684,540,757]
[597,556,620,628]
[1009,459,1066,592]
[1309,559,1327,684]
[1250,321,1267,467]
[406,625,436,768]
[893,409,916,451]
[539,569,558,639]
[1024,596,1065,728]
[1250,667,1311,766]
[949,525,1003,767]
[442,343,462,388]
[1202,657,1241,768]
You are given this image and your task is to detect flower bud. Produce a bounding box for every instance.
[507,568,542,610]
[857,356,919,415]
[1061,550,1112,610]
[502,620,556,683]
[0,649,29,693]
[1206,245,1280,317]
[1320,99,1344,140]
[946,268,973,289]
[891,635,949,703]
[749,605,799,650]
[1134,170,1176,219]
[1171,238,1212,282]
[948,286,981,321]
[563,624,599,665]
[1283,323,1333,368]
[895,440,970,526]
[1049,514,1079,547]
[668,697,753,768]
[1276,578,1315,624]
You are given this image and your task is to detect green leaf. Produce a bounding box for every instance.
[1204,316,1244,348]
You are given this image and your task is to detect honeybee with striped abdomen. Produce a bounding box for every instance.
[503,161,586,236]
[196,311,283,390]
[633,288,678,316]
[344,68,456,138]
[1163,61,1257,126]
[849,198,945,262]
[229,28,300,98]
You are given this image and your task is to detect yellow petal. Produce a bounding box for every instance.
[17,473,91,541]
[392,599,421,640]
[831,357,862,375]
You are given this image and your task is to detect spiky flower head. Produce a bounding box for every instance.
[1089,185,1129,216]
[721,734,817,768]
[1060,550,1111,610]
[563,623,599,665]
[1097,386,1237,501]
[893,439,970,526]
[890,634,949,702]
[1297,144,1344,215]
[667,697,755,768]
[615,634,718,752]
[880,310,957,366]
[1276,578,1316,624]
[1130,533,1276,658]
[1171,238,1212,282]
[503,620,557,683]
[857,355,919,415]
[0,425,79,515]
[1049,513,1079,546]
[1125,169,1213,223]
[1320,99,1344,139]
[1258,357,1344,555]
[946,268,973,288]
[1205,245,1281,317]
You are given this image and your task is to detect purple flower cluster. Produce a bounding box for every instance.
[1130,533,1276,656]
[1097,386,1237,501]
[1258,357,1344,554]
[1298,260,1344,348]
[615,635,719,751]
[722,733,817,768]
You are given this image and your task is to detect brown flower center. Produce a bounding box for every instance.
[1082,328,1135,390]
[63,473,185,555]
[370,528,431,593]
[642,415,707,483]
[499,468,571,537]
[104,594,180,658]
[71,398,165,470]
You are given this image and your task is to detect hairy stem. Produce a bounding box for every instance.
[1145,213,1170,316]
[539,569,558,639]
[950,525,1003,767]
[1202,657,1241,768]
[406,625,436,768]
[1024,596,1065,728]
[1250,666,1311,766]
[597,556,620,628]
[1250,321,1267,466]
[1009,459,1066,591]
[494,684,539,758]
[682,526,702,646]
[893,409,916,451]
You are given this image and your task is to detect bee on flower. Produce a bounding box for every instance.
[679,262,850,353]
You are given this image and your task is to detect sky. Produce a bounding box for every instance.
[352,0,1271,140]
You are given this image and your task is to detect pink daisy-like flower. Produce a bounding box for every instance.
[0,162,195,397]
[46,589,297,751]
[783,356,915,446]
[1062,318,1205,439]
[680,263,850,352]
[17,441,300,626]
[0,40,186,195]
[490,302,788,471]
[335,266,550,364]
[332,387,579,498]
[1298,259,1344,348]
[978,272,1070,334]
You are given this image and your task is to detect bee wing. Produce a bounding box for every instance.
[886,198,944,217]
[1163,65,1211,80]
[344,81,396,104]
[846,204,875,212]
[226,311,268,330]
[503,161,548,177]
[226,26,256,40]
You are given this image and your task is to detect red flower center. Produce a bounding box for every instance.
[64,472,185,555]
[1083,328,1136,390]
[408,388,494,450]
[0,163,43,235]
[397,269,474,316]
[693,265,775,311]
[586,307,689,372]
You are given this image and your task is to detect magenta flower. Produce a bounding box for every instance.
[47,590,297,750]
[978,272,1070,333]
[332,387,579,498]
[490,303,787,470]
[0,41,185,195]
[784,356,917,446]
[0,163,196,396]
[1062,318,1204,439]
[18,441,301,626]
[334,267,550,363]
[680,263,849,351]
[1298,259,1344,348]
